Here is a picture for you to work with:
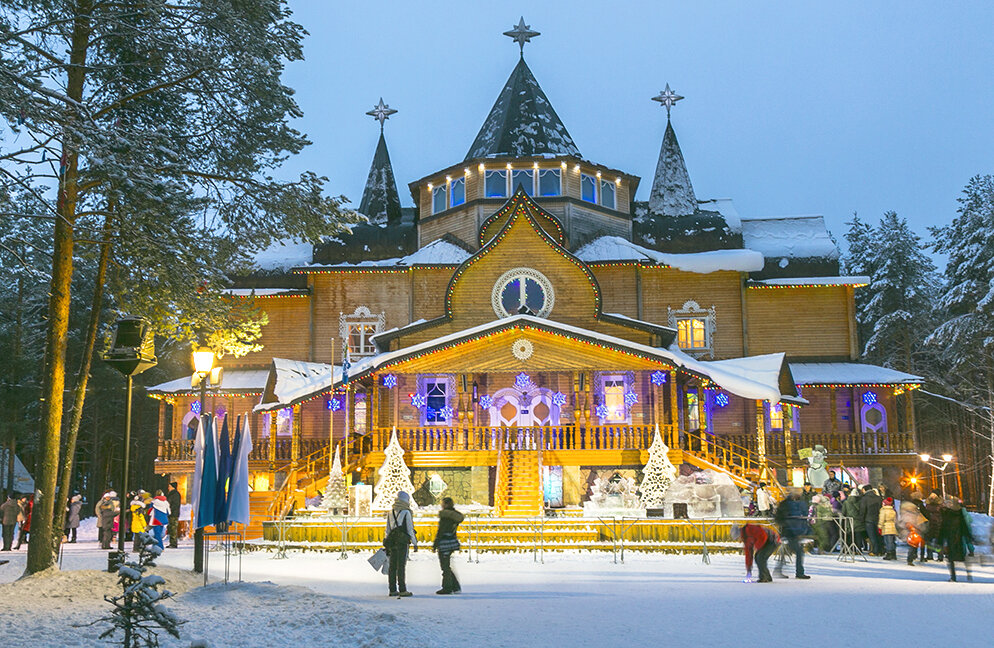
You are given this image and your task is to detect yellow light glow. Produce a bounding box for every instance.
[464,167,470,175]
[533,162,539,169]
[445,175,451,182]
[615,177,622,184]
[596,171,602,178]
[506,163,512,169]
[427,182,433,190]
[942,453,953,462]
[192,346,215,374]
[478,163,485,172]
[574,164,580,172]
[560,161,567,169]
[919,453,930,462]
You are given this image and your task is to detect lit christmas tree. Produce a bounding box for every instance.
[372,429,418,510]
[321,445,348,514]
[639,426,678,508]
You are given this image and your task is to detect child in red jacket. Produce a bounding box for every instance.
[734,523,780,582]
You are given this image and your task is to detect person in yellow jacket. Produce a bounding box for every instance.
[130,498,148,551]
[878,497,898,560]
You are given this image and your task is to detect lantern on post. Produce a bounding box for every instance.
[102,316,157,571]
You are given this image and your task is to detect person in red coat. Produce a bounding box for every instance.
[734,523,780,582]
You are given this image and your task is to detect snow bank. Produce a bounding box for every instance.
[741,215,839,259]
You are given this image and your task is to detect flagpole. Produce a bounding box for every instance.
[329,338,335,475]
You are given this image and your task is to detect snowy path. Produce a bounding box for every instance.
[1,542,992,647]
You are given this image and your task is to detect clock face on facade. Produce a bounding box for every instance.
[491,267,555,318]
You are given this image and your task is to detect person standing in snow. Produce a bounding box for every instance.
[433,497,464,595]
[384,491,417,597]
[810,494,836,553]
[939,497,973,582]
[130,496,149,551]
[65,494,82,543]
[878,497,898,560]
[858,485,883,556]
[822,471,843,496]
[96,491,119,549]
[1,494,19,551]
[13,494,31,550]
[734,523,780,582]
[149,490,170,549]
[841,486,865,551]
[774,489,810,579]
[755,483,773,517]
[166,482,182,548]
[923,492,943,562]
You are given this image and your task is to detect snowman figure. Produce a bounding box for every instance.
[805,444,830,489]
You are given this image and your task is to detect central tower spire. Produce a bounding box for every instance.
[648,84,697,217]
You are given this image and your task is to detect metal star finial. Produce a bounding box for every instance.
[503,17,540,56]
[365,98,398,132]
[651,83,685,119]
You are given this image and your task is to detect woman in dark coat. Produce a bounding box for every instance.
[938,498,973,582]
[433,497,464,595]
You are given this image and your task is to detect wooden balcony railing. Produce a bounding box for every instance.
[722,431,915,457]
[157,437,327,463]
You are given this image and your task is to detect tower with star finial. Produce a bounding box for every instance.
[648,83,697,217]
[359,98,402,225]
[503,16,540,56]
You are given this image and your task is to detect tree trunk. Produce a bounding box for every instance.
[54,206,114,554]
[26,2,92,574]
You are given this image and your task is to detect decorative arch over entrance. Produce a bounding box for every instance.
[488,386,561,427]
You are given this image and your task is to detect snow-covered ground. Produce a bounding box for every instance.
[1,539,992,647]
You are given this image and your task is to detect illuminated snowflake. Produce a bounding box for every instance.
[715,392,730,408]
[552,391,568,407]
[595,404,609,419]
[382,374,398,389]
[439,406,455,421]
[650,370,668,386]
[191,401,201,415]
[862,391,877,405]
[328,397,342,411]
[479,394,493,409]
[624,391,638,407]
[411,393,427,409]
[514,372,532,390]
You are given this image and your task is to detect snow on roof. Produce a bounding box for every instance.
[268,358,336,405]
[748,276,870,288]
[222,288,309,297]
[740,215,839,260]
[0,449,33,493]
[147,368,271,395]
[256,315,792,411]
[296,238,470,271]
[697,198,741,232]
[250,238,314,272]
[575,236,764,273]
[789,362,923,386]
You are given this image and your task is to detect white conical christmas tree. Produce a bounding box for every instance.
[372,429,418,510]
[639,426,678,508]
[321,445,349,514]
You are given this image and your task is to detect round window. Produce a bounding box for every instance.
[492,268,555,318]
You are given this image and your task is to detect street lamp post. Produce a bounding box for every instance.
[918,453,954,499]
[191,345,217,574]
[102,317,157,572]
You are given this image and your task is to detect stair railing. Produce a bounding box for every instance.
[267,442,334,519]
[493,428,509,517]
[536,426,545,515]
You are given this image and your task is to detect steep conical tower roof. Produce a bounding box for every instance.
[648,120,697,217]
[358,132,402,225]
[466,58,580,160]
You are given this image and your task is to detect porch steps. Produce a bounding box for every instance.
[245,491,276,539]
[503,450,542,516]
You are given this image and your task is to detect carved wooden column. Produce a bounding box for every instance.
[290,404,301,469]
[456,373,467,451]
[905,388,918,452]
[755,401,767,477]
[697,385,707,452]
[783,404,794,468]
[268,412,277,479]
[669,370,678,448]
[582,371,592,450]
[572,371,581,449]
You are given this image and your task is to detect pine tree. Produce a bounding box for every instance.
[372,431,418,510]
[95,532,182,648]
[843,213,879,348]
[638,428,678,508]
[321,445,348,514]
[861,211,938,371]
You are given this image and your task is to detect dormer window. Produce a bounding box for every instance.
[511,169,534,196]
[485,170,508,198]
[538,169,562,196]
[600,179,616,209]
[340,306,386,358]
[432,184,447,214]
[581,173,597,203]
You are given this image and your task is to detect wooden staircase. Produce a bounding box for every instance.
[500,450,543,517]
[245,491,276,539]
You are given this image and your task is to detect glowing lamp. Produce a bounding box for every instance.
[192,346,215,374]
[941,454,953,462]
[919,453,930,462]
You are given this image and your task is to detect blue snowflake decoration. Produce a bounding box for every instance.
[382,374,397,389]
[624,391,638,408]
[650,370,668,386]
[191,400,201,415]
[595,404,609,419]
[514,372,532,390]
[479,394,493,409]
[862,391,877,405]
[411,392,427,409]
[552,391,568,407]
[439,406,455,421]
[328,397,342,411]
[715,392,730,408]
[425,406,436,420]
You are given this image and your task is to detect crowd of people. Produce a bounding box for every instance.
[0,481,184,553]
[741,472,979,582]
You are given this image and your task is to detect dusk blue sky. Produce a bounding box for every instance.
[281,2,994,249]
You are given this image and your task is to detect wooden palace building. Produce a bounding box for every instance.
[149,23,922,531]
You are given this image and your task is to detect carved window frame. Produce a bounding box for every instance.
[594,370,635,424]
[491,267,555,319]
[668,300,717,358]
[416,374,456,427]
[339,306,386,358]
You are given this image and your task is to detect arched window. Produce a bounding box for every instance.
[491,268,555,318]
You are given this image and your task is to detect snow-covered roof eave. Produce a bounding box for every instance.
[147,368,271,396]
[748,276,870,288]
[256,315,796,411]
[575,236,764,274]
[789,362,924,386]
